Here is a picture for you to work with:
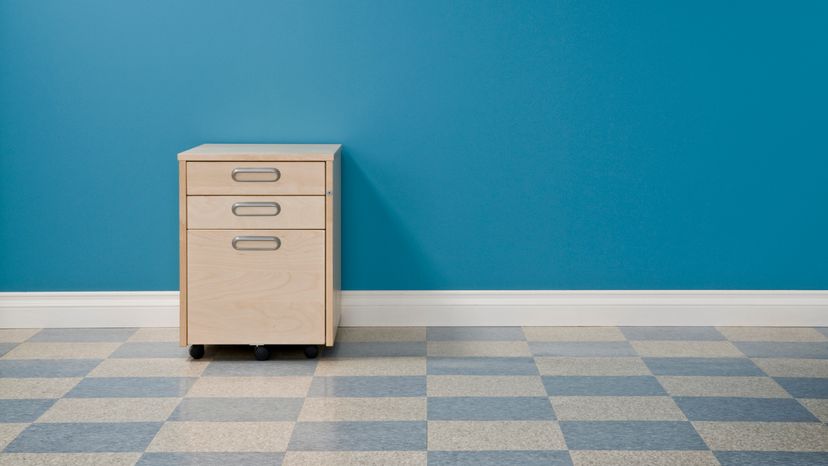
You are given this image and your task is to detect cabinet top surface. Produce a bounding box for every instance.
[178,144,341,161]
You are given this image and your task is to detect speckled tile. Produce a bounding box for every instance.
[309,376,426,397]
[0,360,101,378]
[529,342,636,357]
[569,451,719,466]
[147,422,294,452]
[88,358,209,378]
[800,398,828,422]
[428,327,525,341]
[283,451,426,466]
[427,341,531,357]
[734,342,828,359]
[752,358,828,377]
[5,422,162,452]
[717,327,828,342]
[631,341,742,357]
[428,397,555,420]
[522,327,625,342]
[560,421,707,451]
[28,329,137,342]
[643,357,763,376]
[774,377,828,398]
[657,376,789,398]
[428,357,538,375]
[0,424,28,450]
[38,398,180,423]
[335,327,426,342]
[0,343,18,357]
[693,421,828,451]
[620,327,725,341]
[0,453,142,466]
[0,329,39,343]
[323,342,426,358]
[313,357,425,376]
[551,396,685,421]
[127,328,180,343]
[65,377,195,398]
[715,451,828,466]
[187,376,311,398]
[2,342,121,360]
[137,452,283,466]
[289,421,426,451]
[203,360,316,377]
[110,342,190,359]
[542,376,666,396]
[427,376,546,397]
[0,399,55,422]
[0,378,81,399]
[428,420,565,451]
[534,357,651,376]
[674,396,818,421]
[170,397,304,421]
[298,397,426,421]
[429,451,572,466]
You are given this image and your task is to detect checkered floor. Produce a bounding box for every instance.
[1,326,827,465]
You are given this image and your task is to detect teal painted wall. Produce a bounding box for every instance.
[1,1,827,291]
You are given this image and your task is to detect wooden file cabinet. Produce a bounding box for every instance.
[178,144,341,360]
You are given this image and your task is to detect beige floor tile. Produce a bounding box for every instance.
[428,421,565,450]
[657,376,789,398]
[631,341,742,357]
[0,329,39,343]
[314,357,425,376]
[186,376,311,398]
[534,357,650,376]
[570,451,719,466]
[551,396,686,421]
[800,399,828,423]
[0,453,141,466]
[427,341,531,357]
[0,378,81,399]
[1,342,120,359]
[0,424,27,450]
[282,451,426,466]
[693,421,828,451]
[336,327,426,342]
[523,327,625,342]
[752,358,828,377]
[298,397,426,421]
[127,328,180,342]
[37,398,180,423]
[88,358,209,377]
[716,327,828,342]
[147,421,293,452]
[427,376,546,397]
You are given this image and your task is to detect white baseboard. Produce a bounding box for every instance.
[1,290,826,328]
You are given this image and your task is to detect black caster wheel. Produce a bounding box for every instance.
[254,345,270,361]
[303,345,319,359]
[189,345,205,360]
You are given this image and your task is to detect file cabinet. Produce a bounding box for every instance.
[178,144,341,360]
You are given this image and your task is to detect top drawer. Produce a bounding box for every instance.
[187,162,325,195]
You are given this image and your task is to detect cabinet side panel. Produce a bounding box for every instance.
[179,160,188,346]
[325,153,341,346]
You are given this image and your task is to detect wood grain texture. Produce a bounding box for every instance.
[325,149,342,346]
[178,161,188,346]
[187,162,325,195]
[187,196,325,230]
[187,229,325,345]
[178,144,340,161]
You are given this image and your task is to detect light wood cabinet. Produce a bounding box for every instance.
[178,144,341,360]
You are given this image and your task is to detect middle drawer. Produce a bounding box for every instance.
[188,196,325,229]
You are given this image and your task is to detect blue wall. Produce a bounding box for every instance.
[1,0,827,291]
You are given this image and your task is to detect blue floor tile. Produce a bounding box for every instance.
[543,376,666,396]
[816,328,828,338]
[643,357,764,376]
[715,451,828,466]
[203,360,317,377]
[308,376,426,397]
[288,421,427,450]
[620,327,725,341]
[774,377,828,399]
[169,398,305,421]
[734,342,828,359]
[428,451,572,466]
[427,357,538,375]
[674,397,818,421]
[138,453,284,466]
[28,328,137,342]
[529,342,636,357]
[0,399,56,422]
[110,342,190,358]
[5,422,162,452]
[427,327,526,341]
[65,377,195,398]
[560,421,707,450]
[0,359,102,378]
[0,342,17,357]
[323,342,426,357]
[428,397,555,420]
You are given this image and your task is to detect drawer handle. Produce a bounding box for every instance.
[231,167,281,182]
[231,202,281,217]
[232,236,281,251]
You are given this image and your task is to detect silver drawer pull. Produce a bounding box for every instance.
[231,202,281,217]
[231,167,281,182]
[232,236,281,251]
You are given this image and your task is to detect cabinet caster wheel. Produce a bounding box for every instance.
[254,346,270,361]
[189,345,205,360]
[303,345,319,359]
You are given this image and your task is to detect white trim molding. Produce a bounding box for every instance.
[1,290,826,328]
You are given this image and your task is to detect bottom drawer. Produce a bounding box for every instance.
[187,229,325,344]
